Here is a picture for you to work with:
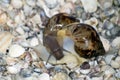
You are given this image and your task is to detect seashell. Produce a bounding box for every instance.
[59,2,75,14]
[57,53,87,69]
[84,17,98,28]
[44,0,58,9]
[100,36,110,52]
[9,44,25,57]
[16,26,25,35]
[0,12,8,24]
[14,10,25,24]
[7,65,21,74]
[30,37,39,47]
[110,60,120,68]
[30,14,42,25]
[23,4,33,16]
[39,73,50,80]
[26,0,36,7]
[33,45,56,64]
[11,0,23,9]
[80,0,98,13]
[105,54,114,64]
[6,57,18,65]
[111,37,120,48]
[7,19,17,28]
[52,72,71,80]
[0,32,14,53]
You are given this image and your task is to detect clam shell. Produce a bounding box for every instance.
[9,44,25,57]
[80,0,98,13]
[0,12,8,24]
[0,32,13,53]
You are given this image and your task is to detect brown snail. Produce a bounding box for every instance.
[44,13,105,61]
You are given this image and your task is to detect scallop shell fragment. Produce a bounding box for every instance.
[9,44,25,57]
[0,32,14,53]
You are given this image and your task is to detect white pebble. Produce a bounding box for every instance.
[110,60,120,68]
[11,0,23,9]
[80,69,91,75]
[16,27,25,35]
[9,44,25,57]
[115,72,120,78]
[44,0,58,9]
[80,0,98,13]
[39,73,50,80]
[30,37,39,47]
[112,37,120,48]
[100,36,110,52]
[7,65,21,74]
[105,54,114,64]
[26,0,36,7]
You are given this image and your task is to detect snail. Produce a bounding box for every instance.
[44,13,105,59]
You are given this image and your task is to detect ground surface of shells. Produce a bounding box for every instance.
[0,0,120,80]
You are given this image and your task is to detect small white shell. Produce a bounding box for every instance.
[110,60,120,68]
[52,72,71,80]
[44,0,58,9]
[9,44,25,57]
[16,26,25,35]
[105,54,114,64]
[0,32,14,53]
[112,37,120,48]
[39,73,50,80]
[84,17,98,28]
[80,0,98,13]
[80,69,91,74]
[7,65,21,74]
[26,0,36,7]
[30,37,39,47]
[0,12,8,24]
[11,0,23,9]
[100,36,110,52]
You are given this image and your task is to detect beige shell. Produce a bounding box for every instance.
[0,32,14,53]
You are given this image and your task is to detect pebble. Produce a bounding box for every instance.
[112,37,120,48]
[110,60,120,68]
[80,0,98,13]
[52,72,71,80]
[104,54,115,64]
[9,44,25,57]
[39,73,50,80]
[30,37,39,47]
[11,0,23,9]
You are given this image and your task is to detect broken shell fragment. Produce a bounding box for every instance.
[0,32,13,53]
[9,44,25,57]
[80,0,98,13]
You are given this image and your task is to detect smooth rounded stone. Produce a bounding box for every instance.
[115,71,120,78]
[91,76,103,80]
[118,49,120,56]
[115,56,120,62]
[80,0,98,13]
[100,36,110,52]
[30,37,39,47]
[52,72,71,80]
[98,0,113,10]
[110,60,120,68]
[26,0,36,7]
[105,54,114,64]
[39,73,50,80]
[104,8,115,17]
[110,26,120,36]
[0,65,6,72]
[0,32,14,54]
[69,71,78,79]
[11,0,23,9]
[9,44,25,57]
[44,0,58,9]
[112,37,120,48]
[103,20,114,30]
[30,14,42,25]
